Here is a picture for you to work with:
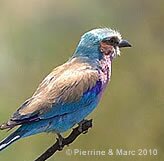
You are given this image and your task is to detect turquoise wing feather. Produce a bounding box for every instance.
[4,58,100,128]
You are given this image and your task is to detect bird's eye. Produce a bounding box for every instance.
[109,38,114,44]
[102,37,119,46]
[109,37,118,45]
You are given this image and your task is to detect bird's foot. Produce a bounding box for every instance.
[56,133,64,150]
[78,119,89,134]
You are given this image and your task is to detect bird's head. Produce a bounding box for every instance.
[73,28,131,60]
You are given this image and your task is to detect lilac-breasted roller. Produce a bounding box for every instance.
[0,28,131,151]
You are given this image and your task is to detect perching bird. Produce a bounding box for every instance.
[0,28,131,151]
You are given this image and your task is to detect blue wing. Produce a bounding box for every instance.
[1,58,101,129]
[39,80,102,119]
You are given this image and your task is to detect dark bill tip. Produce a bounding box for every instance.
[118,40,132,48]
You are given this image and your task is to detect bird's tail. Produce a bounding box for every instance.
[0,129,23,152]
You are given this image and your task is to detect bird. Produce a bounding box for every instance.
[0,28,131,151]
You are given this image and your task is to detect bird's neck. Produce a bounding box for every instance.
[73,45,102,60]
[99,55,112,87]
[72,44,113,86]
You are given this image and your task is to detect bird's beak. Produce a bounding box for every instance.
[118,40,132,48]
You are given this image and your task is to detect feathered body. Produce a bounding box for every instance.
[0,28,131,151]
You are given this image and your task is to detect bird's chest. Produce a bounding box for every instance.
[99,56,112,87]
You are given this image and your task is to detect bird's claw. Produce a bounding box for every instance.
[78,119,88,133]
[56,133,64,150]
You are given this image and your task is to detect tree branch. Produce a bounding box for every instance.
[34,119,93,161]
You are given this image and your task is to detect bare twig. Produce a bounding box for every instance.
[34,119,93,161]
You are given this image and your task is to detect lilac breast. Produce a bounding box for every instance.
[99,55,112,90]
[83,56,112,101]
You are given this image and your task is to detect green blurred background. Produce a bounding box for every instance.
[0,0,163,161]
